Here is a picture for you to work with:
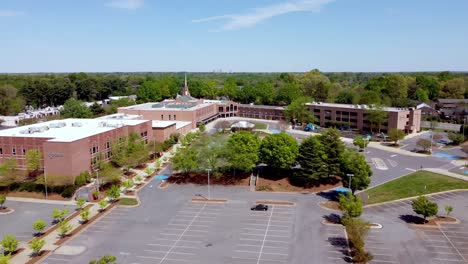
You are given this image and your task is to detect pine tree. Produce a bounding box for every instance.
[294,136,328,183]
[318,128,345,176]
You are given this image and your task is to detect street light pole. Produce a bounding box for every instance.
[205,169,212,200]
[346,174,354,191]
[44,166,48,199]
[96,169,100,192]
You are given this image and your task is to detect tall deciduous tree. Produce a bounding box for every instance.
[340,149,372,194]
[294,136,328,183]
[259,133,299,170]
[61,98,92,118]
[172,147,198,175]
[366,108,387,133]
[25,149,43,173]
[218,78,238,99]
[338,193,363,218]
[388,128,405,145]
[224,131,261,172]
[284,97,315,124]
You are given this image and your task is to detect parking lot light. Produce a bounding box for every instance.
[205,168,212,200]
[346,174,354,191]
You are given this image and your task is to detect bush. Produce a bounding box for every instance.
[0,254,10,264]
[257,185,273,191]
[75,173,87,187]
[342,217,373,263]
[76,197,86,209]
[0,194,5,209]
[338,193,363,219]
[61,185,78,198]
[98,199,109,211]
[52,208,69,223]
[107,185,120,201]
[29,238,45,256]
[18,182,39,192]
[198,124,206,133]
[89,255,117,264]
[57,220,73,237]
[0,234,18,254]
[448,133,465,145]
[80,208,90,223]
[32,219,47,235]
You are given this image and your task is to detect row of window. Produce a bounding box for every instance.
[161,115,176,120]
[0,147,27,156]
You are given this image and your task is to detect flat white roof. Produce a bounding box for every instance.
[305,102,413,112]
[120,102,212,111]
[96,113,142,120]
[151,120,192,129]
[0,118,147,142]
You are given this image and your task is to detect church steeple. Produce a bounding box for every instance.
[181,73,191,97]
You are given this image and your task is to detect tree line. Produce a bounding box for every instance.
[1,70,467,116]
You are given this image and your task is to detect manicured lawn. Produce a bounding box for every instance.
[253,123,268,130]
[366,171,468,204]
[118,197,138,206]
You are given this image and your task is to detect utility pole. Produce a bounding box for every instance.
[346,174,354,192]
[96,169,100,192]
[44,166,48,199]
[205,168,212,200]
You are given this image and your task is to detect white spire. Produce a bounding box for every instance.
[184,73,187,88]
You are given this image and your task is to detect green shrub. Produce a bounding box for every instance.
[0,234,18,254]
[18,182,39,192]
[32,219,47,235]
[75,174,87,187]
[338,193,363,219]
[76,197,86,209]
[98,199,109,211]
[57,220,73,237]
[0,253,10,264]
[80,208,90,223]
[61,186,78,198]
[29,238,45,256]
[89,255,117,264]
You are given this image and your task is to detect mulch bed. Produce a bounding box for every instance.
[54,203,117,246]
[0,208,14,214]
[7,248,25,258]
[159,181,170,189]
[256,200,295,206]
[426,216,458,226]
[403,215,459,227]
[192,198,227,203]
[125,191,136,196]
[168,172,250,185]
[135,183,144,190]
[5,191,70,201]
[25,250,51,264]
[257,176,342,193]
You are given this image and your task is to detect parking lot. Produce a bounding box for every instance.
[362,190,468,263]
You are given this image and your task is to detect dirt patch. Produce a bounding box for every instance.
[25,250,51,264]
[5,191,70,201]
[402,215,459,227]
[256,177,341,193]
[192,198,227,203]
[319,201,341,211]
[256,200,295,206]
[426,216,458,226]
[0,208,14,214]
[168,172,250,186]
[124,190,136,196]
[54,203,116,246]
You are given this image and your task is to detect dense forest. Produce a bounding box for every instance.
[0,70,467,116]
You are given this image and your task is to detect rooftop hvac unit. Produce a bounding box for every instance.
[37,126,49,132]
[98,121,107,127]
[72,122,83,127]
[50,122,66,128]
[105,123,119,128]
[19,129,30,134]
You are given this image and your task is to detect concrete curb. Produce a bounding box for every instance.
[364,189,468,208]
[0,208,15,215]
[317,202,340,212]
[118,197,141,208]
[6,197,74,205]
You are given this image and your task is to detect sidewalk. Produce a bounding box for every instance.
[424,168,468,182]
[6,197,75,205]
[11,203,104,264]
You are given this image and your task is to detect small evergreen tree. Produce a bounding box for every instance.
[57,220,73,238]
[98,199,109,212]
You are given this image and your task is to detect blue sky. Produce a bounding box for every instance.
[0,0,467,73]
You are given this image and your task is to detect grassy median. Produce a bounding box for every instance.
[118,197,139,206]
[366,171,468,204]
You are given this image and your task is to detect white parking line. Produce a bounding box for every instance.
[237,244,288,250]
[137,256,189,262]
[231,256,286,263]
[145,249,195,255]
[257,205,275,264]
[240,238,289,243]
[158,204,207,264]
[148,243,198,249]
[154,238,201,243]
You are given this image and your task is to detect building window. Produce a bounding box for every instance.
[169,115,171,120]
[0,148,2,155]
[22,149,26,155]
[174,115,176,120]
[161,114,164,120]
[106,141,111,149]
[12,148,16,156]
[219,107,224,112]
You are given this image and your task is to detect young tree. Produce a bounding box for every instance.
[294,136,328,183]
[284,97,315,124]
[445,205,453,217]
[388,128,405,146]
[25,149,43,173]
[340,149,372,194]
[80,208,90,223]
[342,217,373,263]
[416,138,432,152]
[448,133,464,145]
[98,199,109,212]
[338,193,363,219]
[52,208,69,223]
[57,220,73,238]
[32,219,47,236]
[352,136,369,152]
[0,158,19,187]
[122,179,134,193]
[0,235,18,254]
[259,133,299,170]
[223,131,261,173]
[144,167,153,177]
[198,124,206,133]
[0,194,6,209]
[319,128,345,176]
[134,175,143,184]
[107,185,120,202]
[171,147,198,175]
[432,133,443,143]
[29,238,45,256]
[411,196,438,223]
[0,254,10,264]
[89,255,117,264]
[76,197,86,209]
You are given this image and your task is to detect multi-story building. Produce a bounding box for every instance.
[306,102,421,133]
[237,104,286,120]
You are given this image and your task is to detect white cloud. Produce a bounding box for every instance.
[0,10,24,17]
[192,0,334,31]
[107,0,144,10]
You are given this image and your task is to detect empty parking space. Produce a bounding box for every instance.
[232,205,295,264]
[323,225,350,263]
[366,229,398,264]
[135,202,224,264]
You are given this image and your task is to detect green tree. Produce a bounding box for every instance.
[416,138,432,152]
[0,194,5,209]
[89,255,117,264]
[440,78,465,99]
[352,136,369,151]
[198,124,206,133]
[52,208,69,223]
[26,149,43,173]
[335,90,358,104]
[318,128,345,176]
[76,197,86,209]
[411,196,438,222]
[448,133,464,145]
[444,205,453,217]
[61,98,92,118]
[107,185,121,202]
[90,102,105,116]
[386,74,408,103]
[0,253,10,264]
[224,131,261,172]
[29,238,45,256]
[80,208,90,223]
[388,128,405,145]
[342,217,373,263]
[57,220,73,238]
[366,108,387,133]
[171,147,199,175]
[122,179,134,193]
[218,78,238,99]
[284,97,315,124]
[294,136,328,183]
[201,80,218,99]
[196,135,226,172]
[98,199,109,211]
[32,219,47,235]
[259,133,299,170]
[338,193,363,219]
[276,82,302,104]
[0,235,18,254]
[300,70,330,101]
[340,149,372,194]
[359,90,381,105]
[0,158,19,187]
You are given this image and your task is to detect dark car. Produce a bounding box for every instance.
[251,204,268,211]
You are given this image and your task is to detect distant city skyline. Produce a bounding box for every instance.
[0,0,467,73]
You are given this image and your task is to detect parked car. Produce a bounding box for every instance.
[438,139,452,145]
[251,204,269,211]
